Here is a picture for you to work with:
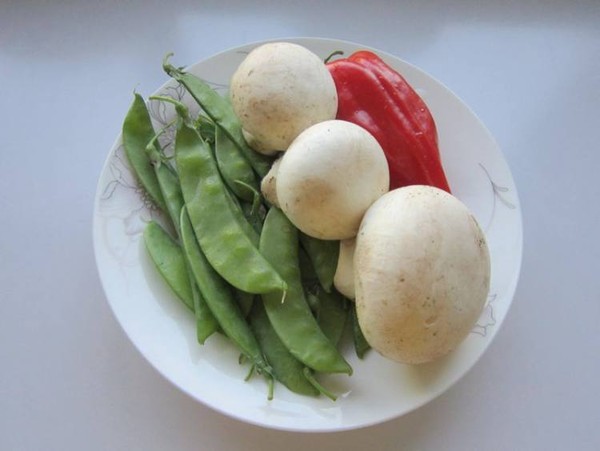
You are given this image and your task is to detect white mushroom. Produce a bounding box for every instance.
[242,129,279,156]
[260,157,282,208]
[230,42,338,153]
[333,238,357,299]
[355,185,491,365]
[276,120,390,240]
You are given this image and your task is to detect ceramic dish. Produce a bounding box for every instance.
[93,37,522,432]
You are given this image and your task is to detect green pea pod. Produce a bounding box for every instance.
[122,93,166,211]
[154,163,184,233]
[235,290,255,318]
[351,304,371,359]
[249,301,319,398]
[260,207,352,375]
[224,188,260,247]
[194,114,215,143]
[305,291,320,315]
[180,207,268,372]
[144,119,182,233]
[175,121,285,294]
[163,56,272,177]
[215,126,259,202]
[145,130,219,343]
[299,250,347,343]
[299,233,339,293]
[143,221,193,311]
[190,272,218,344]
[316,288,348,347]
[299,247,320,287]
[238,185,265,236]
[180,209,220,344]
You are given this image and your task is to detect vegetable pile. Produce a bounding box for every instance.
[121,42,490,400]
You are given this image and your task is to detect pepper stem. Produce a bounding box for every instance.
[324,50,344,64]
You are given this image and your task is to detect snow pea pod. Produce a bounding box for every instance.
[147,94,259,248]
[236,181,265,236]
[158,167,218,342]
[143,221,193,311]
[179,209,220,343]
[180,207,270,374]
[315,288,348,346]
[194,114,215,143]
[350,305,370,359]
[299,233,339,293]
[190,270,218,344]
[163,55,272,177]
[143,120,182,231]
[122,93,166,211]
[298,248,322,313]
[260,207,352,375]
[235,290,255,318]
[142,124,219,343]
[215,126,259,202]
[175,120,285,295]
[154,163,183,232]
[249,301,318,398]
[299,249,347,345]
[224,189,260,247]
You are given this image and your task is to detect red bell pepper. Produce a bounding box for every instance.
[327,51,451,192]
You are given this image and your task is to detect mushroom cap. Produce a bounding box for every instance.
[355,185,491,364]
[276,120,389,240]
[230,42,338,152]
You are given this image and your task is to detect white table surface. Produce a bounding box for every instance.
[2,1,599,450]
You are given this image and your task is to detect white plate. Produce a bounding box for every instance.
[93,37,522,432]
